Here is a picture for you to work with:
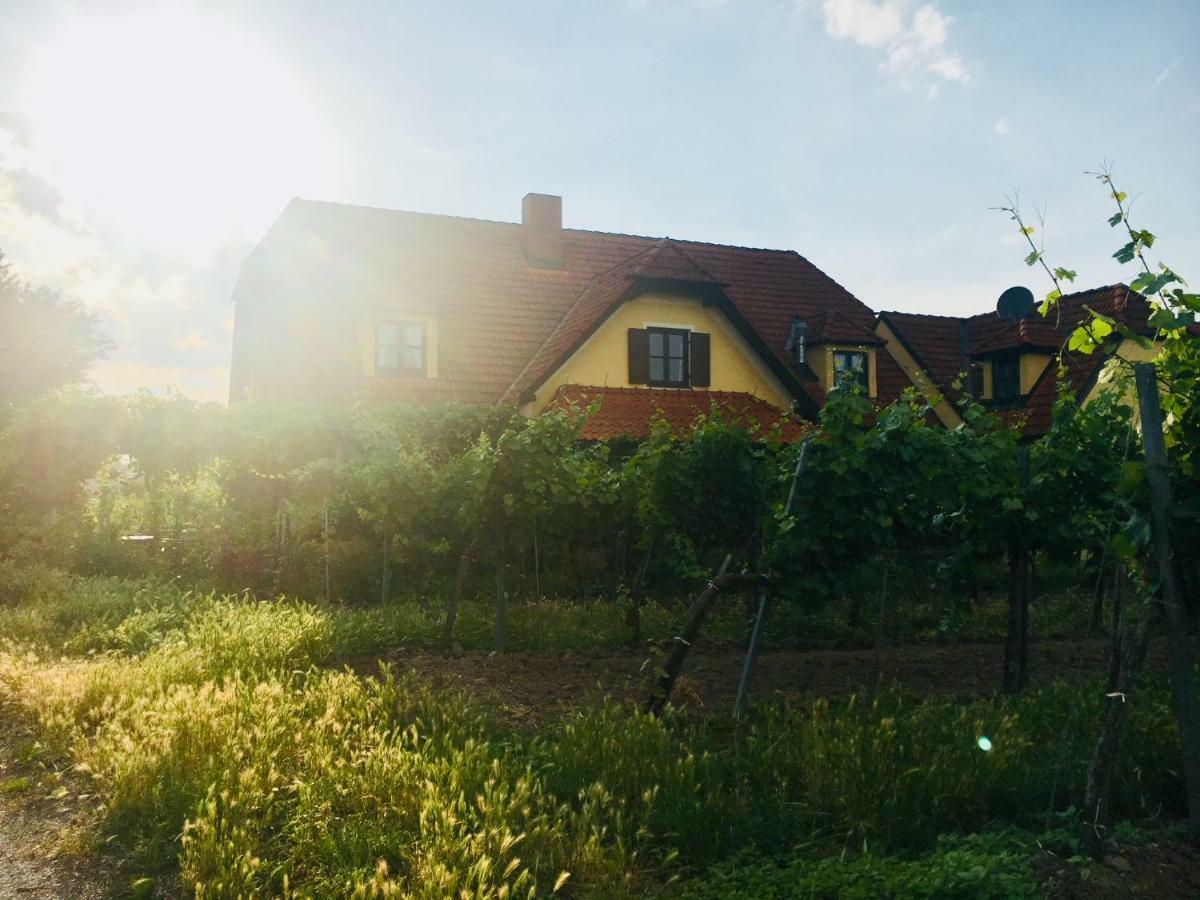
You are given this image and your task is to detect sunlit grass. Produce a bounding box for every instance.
[0,568,1181,895]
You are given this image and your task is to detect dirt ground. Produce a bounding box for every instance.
[0,722,107,900]
[363,635,1174,721]
[1036,839,1200,899]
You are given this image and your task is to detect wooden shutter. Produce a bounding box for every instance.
[628,328,650,384]
[690,332,711,387]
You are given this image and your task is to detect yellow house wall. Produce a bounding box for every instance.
[1020,353,1052,394]
[981,360,993,400]
[527,291,795,414]
[875,320,961,427]
[358,315,439,378]
[1082,338,1161,408]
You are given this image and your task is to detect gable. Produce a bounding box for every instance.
[524,288,797,415]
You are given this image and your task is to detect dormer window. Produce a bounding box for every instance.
[833,349,868,391]
[377,321,426,376]
[994,353,1020,401]
[786,318,808,364]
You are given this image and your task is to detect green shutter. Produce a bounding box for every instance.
[628,328,650,384]
[690,332,711,387]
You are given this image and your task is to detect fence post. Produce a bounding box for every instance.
[323,501,331,604]
[1134,361,1200,839]
[495,559,507,652]
[1003,445,1032,693]
[733,439,811,719]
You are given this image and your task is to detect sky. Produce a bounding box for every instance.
[1,0,1197,404]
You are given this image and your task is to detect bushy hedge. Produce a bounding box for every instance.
[0,379,1140,642]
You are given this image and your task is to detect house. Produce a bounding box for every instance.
[876,284,1159,437]
[228,193,914,438]
[228,191,1148,441]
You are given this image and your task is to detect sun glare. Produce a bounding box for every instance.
[19,8,339,255]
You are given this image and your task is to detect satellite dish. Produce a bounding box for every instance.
[996,286,1035,322]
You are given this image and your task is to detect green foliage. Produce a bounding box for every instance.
[1004,167,1200,589]
[0,250,112,423]
[666,831,1043,899]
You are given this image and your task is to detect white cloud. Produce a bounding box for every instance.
[817,0,972,90]
[994,116,1010,136]
[172,332,211,352]
[822,0,904,47]
[90,361,229,404]
[1148,58,1181,92]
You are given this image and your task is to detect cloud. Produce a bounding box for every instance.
[2,166,69,225]
[0,109,34,149]
[994,116,1009,136]
[90,360,229,404]
[172,332,211,351]
[0,161,235,405]
[1148,58,1181,92]
[822,0,904,46]
[817,0,972,90]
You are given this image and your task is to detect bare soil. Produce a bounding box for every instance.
[0,721,108,900]
[362,635,1174,722]
[1036,839,1200,899]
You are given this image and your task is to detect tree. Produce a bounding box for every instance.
[0,250,111,421]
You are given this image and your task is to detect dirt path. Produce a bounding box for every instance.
[363,635,1174,721]
[0,724,108,900]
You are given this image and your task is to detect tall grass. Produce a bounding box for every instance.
[0,570,1182,895]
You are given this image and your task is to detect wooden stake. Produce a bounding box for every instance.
[645,556,773,716]
[733,439,811,718]
[1134,361,1200,839]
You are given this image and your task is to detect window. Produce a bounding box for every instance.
[786,318,807,365]
[966,364,985,398]
[648,327,689,386]
[376,322,426,376]
[994,354,1020,401]
[833,350,868,391]
[628,328,709,387]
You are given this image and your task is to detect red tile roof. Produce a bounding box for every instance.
[233,199,893,416]
[878,311,968,400]
[546,384,809,441]
[806,309,884,345]
[880,284,1150,437]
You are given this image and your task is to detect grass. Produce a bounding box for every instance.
[0,560,1099,660]
[0,567,1182,896]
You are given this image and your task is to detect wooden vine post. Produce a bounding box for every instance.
[1003,445,1032,694]
[645,555,732,716]
[1133,361,1200,838]
[733,438,811,719]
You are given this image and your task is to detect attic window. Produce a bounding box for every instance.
[627,327,710,388]
[833,349,868,391]
[994,353,1020,401]
[377,322,426,376]
[649,327,689,386]
[786,318,808,364]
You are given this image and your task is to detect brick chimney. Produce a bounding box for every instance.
[521,193,563,268]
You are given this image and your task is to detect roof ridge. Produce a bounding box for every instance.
[628,238,725,284]
[288,196,815,255]
[880,310,970,322]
